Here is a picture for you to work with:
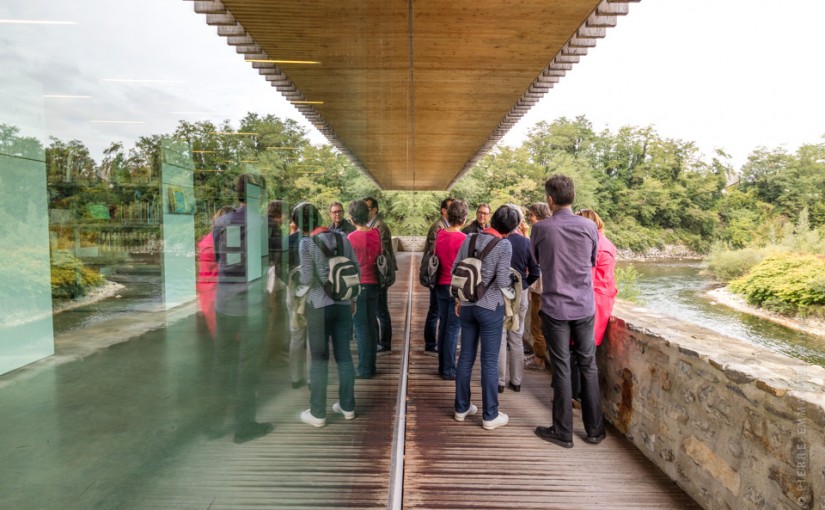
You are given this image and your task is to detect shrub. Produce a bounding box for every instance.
[729,253,825,316]
[704,243,776,282]
[51,250,106,299]
[615,265,643,304]
[606,217,663,253]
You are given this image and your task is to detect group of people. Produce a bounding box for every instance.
[422,174,617,445]
[196,173,617,448]
[270,198,397,428]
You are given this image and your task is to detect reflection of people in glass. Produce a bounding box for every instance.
[267,199,289,359]
[347,200,381,379]
[285,219,309,389]
[210,174,272,443]
[197,206,235,339]
[296,202,359,427]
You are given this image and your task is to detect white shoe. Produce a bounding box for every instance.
[454,403,478,421]
[332,402,355,420]
[300,409,326,427]
[483,412,509,430]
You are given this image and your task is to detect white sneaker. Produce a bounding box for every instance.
[300,409,326,427]
[454,403,478,421]
[483,412,509,430]
[332,402,355,420]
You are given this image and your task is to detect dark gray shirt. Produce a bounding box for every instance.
[530,208,597,320]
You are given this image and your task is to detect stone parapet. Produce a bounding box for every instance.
[602,301,825,509]
[394,236,425,253]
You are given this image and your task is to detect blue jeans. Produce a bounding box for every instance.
[455,304,504,421]
[424,287,438,350]
[354,284,379,377]
[541,312,603,440]
[436,285,460,378]
[306,303,355,418]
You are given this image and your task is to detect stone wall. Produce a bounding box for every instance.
[602,302,825,510]
[393,235,425,253]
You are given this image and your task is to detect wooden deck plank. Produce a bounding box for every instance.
[132,256,415,509]
[126,252,697,509]
[402,253,700,510]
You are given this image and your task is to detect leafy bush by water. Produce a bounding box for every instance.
[51,250,105,299]
[729,253,825,318]
[704,243,777,282]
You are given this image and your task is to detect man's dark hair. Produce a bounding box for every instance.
[447,199,469,227]
[267,200,285,219]
[349,199,370,226]
[292,202,323,233]
[544,174,576,206]
[440,197,454,211]
[364,196,378,211]
[490,205,520,234]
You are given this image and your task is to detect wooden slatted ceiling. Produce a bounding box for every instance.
[193,0,636,190]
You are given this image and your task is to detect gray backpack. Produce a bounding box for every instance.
[450,234,501,303]
[312,233,361,301]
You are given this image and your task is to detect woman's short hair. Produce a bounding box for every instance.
[348,199,370,226]
[291,202,323,233]
[447,199,469,227]
[504,203,524,224]
[575,208,604,231]
[490,205,520,235]
[527,202,551,221]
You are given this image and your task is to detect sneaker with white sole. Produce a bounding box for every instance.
[482,411,509,430]
[300,409,326,427]
[454,403,478,421]
[332,402,355,420]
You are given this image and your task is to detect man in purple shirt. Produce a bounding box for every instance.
[530,174,606,448]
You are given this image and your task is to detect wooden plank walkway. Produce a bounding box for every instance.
[131,252,697,509]
[402,253,700,510]
[134,260,413,509]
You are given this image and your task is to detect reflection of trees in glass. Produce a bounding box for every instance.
[0,124,52,320]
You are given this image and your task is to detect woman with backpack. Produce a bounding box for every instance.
[452,205,519,430]
[295,202,361,428]
[347,199,382,379]
[434,200,469,380]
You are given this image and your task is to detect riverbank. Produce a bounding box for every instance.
[707,287,825,339]
[52,280,125,315]
[616,244,703,261]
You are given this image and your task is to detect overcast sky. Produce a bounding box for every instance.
[2,0,823,174]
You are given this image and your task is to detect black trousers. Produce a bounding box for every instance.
[541,312,604,441]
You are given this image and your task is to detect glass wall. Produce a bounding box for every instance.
[0,2,396,508]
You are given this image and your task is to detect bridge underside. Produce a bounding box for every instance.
[192,0,637,190]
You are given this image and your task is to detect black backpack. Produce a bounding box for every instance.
[418,250,439,289]
[450,234,501,303]
[312,233,361,301]
[376,250,396,288]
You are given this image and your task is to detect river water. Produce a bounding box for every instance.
[621,260,825,368]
